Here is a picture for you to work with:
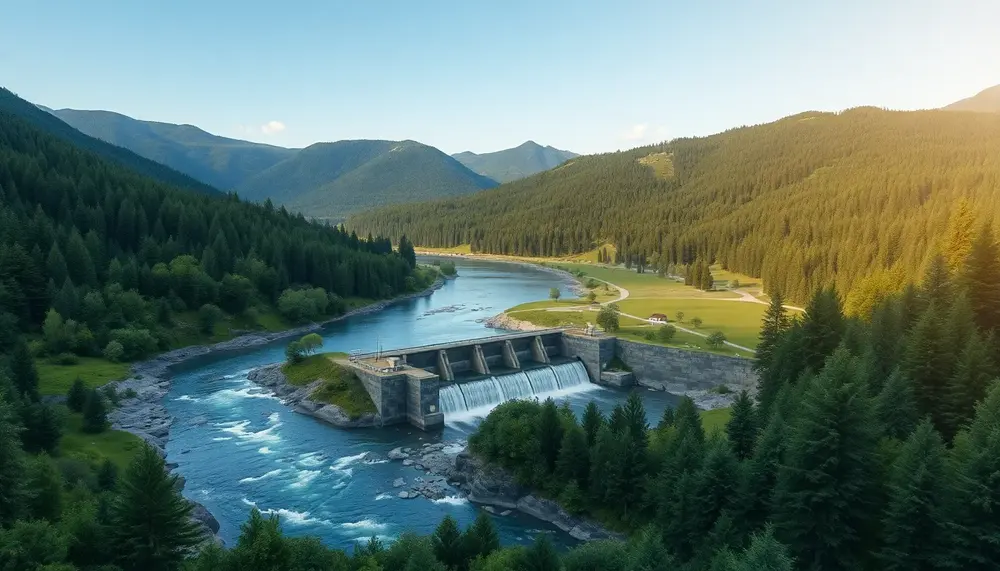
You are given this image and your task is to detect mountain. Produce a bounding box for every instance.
[0,89,218,194]
[46,107,295,190]
[943,85,1000,113]
[452,141,578,183]
[46,106,498,220]
[238,140,498,221]
[349,107,1000,303]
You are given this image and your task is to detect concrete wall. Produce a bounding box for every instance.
[354,368,444,429]
[561,333,616,382]
[406,376,443,429]
[615,339,756,392]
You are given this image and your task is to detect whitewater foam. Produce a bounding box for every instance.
[212,437,233,442]
[175,395,200,402]
[340,519,388,531]
[220,420,282,443]
[297,452,326,467]
[330,451,367,470]
[261,507,331,527]
[258,447,273,454]
[375,493,393,501]
[209,387,279,404]
[432,496,470,506]
[239,469,282,484]
[267,412,280,424]
[289,470,321,489]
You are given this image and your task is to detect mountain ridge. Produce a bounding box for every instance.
[943,84,1000,113]
[452,140,578,183]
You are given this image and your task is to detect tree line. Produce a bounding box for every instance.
[348,107,1000,303]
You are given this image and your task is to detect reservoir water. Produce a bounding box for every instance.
[165,257,679,550]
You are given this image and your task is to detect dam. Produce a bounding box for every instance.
[343,329,756,430]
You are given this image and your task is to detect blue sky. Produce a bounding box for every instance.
[2,0,997,155]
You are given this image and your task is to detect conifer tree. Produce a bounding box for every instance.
[874,369,919,441]
[950,382,1000,569]
[9,338,39,402]
[627,526,676,571]
[903,303,951,430]
[772,348,880,570]
[961,224,1000,332]
[657,406,675,431]
[800,287,844,373]
[920,253,952,309]
[726,391,758,460]
[67,377,87,413]
[46,243,68,286]
[737,409,788,534]
[944,198,976,273]
[463,511,500,563]
[879,420,952,571]
[582,401,604,447]
[943,332,996,441]
[398,235,416,269]
[25,453,62,522]
[620,393,649,517]
[556,424,590,488]
[432,515,464,570]
[518,534,561,571]
[82,389,108,434]
[111,444,201,571]
[672,397,705,447]
[714,527,795,571]
[686,437,740,555]
[589,425,624,507]
[228,508,290,570]
[536,398,563,476]
[0,396,25,525]
[755,291,788,374]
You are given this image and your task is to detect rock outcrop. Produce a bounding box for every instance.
[483,313,545,332]
[247,364,379,428]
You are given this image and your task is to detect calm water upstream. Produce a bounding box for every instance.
[165,257,679,550]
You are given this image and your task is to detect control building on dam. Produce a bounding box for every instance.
[342,329,756,430]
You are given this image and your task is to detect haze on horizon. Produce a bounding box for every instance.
[2,0,997,155]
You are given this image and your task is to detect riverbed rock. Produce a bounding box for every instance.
[483,313,544,332]
[393,478,406,488]
[402,459,414,466]
[388,447,409,460]
[247,364,380,428]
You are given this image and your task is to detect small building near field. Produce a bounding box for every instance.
[649,313,667,323]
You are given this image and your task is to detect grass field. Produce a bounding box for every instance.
[548,263,740,300]
[700,407,732,435]
[60,411,145,471]
[37,357,131,396]
[617,298,766,350]
[617,326,752,357]
[509,309,646,329]
[282,353,376,418]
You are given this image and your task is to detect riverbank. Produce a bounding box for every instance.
[383,441,621,542]
[98,275,446,542]
[247,362,379,428]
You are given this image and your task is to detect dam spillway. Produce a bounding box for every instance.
[438,361,591,418]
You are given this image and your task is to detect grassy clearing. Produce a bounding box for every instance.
[617,326,751,357]
[548,263,740,300]
[617,298,765,350]
[700,407,732,435]
[416,244,472,255]
[60,411,144,471]
[37,358,130,396]
[709,265,760,288]
[282,353,376,419]
[512,309,647,329]
[638,152,675,179]
[507,299,597,312]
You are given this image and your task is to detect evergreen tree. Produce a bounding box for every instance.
[25,453,62,522]
[874,369,919,441]
[463,511,500,563]
[518,534,561,571]
[943,332,996,441]
[961,224,1000,332]
[111,444,201,571]
[8,338,39,402]
[738,409,788,534]
[19,400,62,453]
[800,287,844,374]
[879,420,953,571]
[772,349,880,570]
[672,397,705,447]
[82,389,108,434]
[620,393,649,517]
[46,243,68,287]
[950,382,1000,569]
[726,390,758,460]
[536,398,564,477]
[398,235,416,269]
[755,291,788,374]
[582,401,604,447]
[228,508,291,570]
[944,198,976,273]
[0,396,24,525]
[656,406,675,431]
[903,303,951,431]
[685,437,739,556]
[432,514,465,570]
[67,377,87,413]
[920,253,952,309]
[714,527,795,571]
[589,425,624,507]
[98,458,118,492]
[556,424,590,488]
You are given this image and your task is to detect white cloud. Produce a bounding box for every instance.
[260,120,286,135]
[622,123,648,141]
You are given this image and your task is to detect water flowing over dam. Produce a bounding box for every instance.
[438,361,592,416]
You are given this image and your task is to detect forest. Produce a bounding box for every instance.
[348,107,1000,303]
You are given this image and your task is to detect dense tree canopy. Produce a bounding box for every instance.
[350,107,1000,302]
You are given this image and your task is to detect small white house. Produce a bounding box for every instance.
[649,313,667,323]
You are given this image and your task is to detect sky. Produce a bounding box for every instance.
[2,0,998,155]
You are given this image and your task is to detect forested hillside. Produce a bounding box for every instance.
[239,139,498,222]
[48,107,295,190]
[944,84,1000,113]
[453,140,578,183]
[0,107,421,357]
[350,107,1000,302]
[0,89,219,195]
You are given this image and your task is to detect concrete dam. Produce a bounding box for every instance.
[343,329,755,430]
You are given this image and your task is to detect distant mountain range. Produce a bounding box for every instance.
[452,141,578,183]
[41,107,574,221]
[943,85,1000,113]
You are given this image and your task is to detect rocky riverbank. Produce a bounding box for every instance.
[246,363,379,428]
[98,276,445,544]
[383,441,622,542]
[482,312,546,332]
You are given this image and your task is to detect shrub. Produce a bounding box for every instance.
[198,303,223,335]
[102,386,121,407]
[109,328,157,360]
[103,340,125,363]
[657,324,677,343]
[286,341,305,363]
[644,331,656,341]
[587,291,597,303]
[690,317,703,328]
[51,353,79,366]
[67,378,88,413]
[82,389,108,434]
[586,279,599,289]
[439,261,457,276]
[706,331,727,348]
[675,311,685,322]
[596,304,620,332]
[549,287,561,301]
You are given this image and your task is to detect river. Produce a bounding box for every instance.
[164,257,679,550]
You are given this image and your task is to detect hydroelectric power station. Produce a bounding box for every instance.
[341,329,756,430]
